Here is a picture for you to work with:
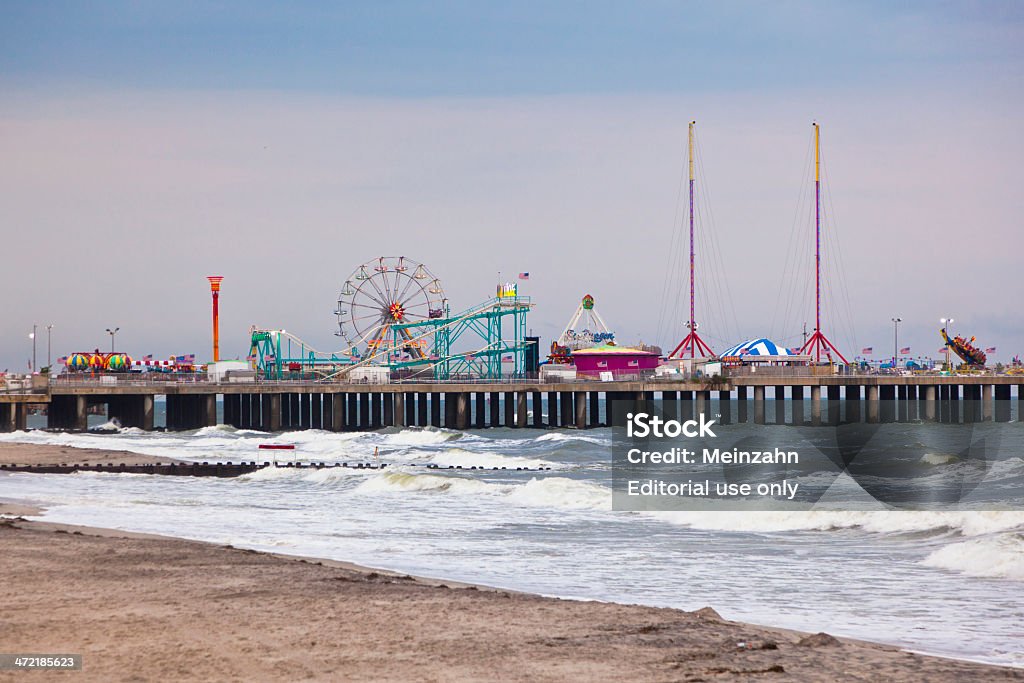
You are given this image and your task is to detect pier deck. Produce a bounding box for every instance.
[0,375,1020,432]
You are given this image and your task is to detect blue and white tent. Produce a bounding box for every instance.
[720,338,797,357]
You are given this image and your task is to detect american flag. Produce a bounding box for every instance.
[57,356,68,364]
[939,348,947,354]
[518,273,529,280]
[985,347,996,353]
[862,347,873,354]
[900,347,910,354]
[264,355,275,362]
[502,355,513,361]
[144,354,153,361]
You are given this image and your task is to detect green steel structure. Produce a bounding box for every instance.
[388,295,533,380]
[249,294,533,381]
[248,328,355,379]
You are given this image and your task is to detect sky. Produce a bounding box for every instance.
[1,1,1022,370]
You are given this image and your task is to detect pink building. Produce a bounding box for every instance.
[570,344,660,378]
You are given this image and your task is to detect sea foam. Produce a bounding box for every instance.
[922,535,1024,580]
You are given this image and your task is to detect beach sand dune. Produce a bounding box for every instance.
[1,515,1020,682]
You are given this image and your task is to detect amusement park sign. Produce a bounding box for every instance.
[564,330,615,345]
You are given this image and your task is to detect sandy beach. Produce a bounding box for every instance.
[1,443,1021,682]
[0,442,182,467]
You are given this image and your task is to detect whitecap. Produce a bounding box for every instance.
[922,534,1024,580]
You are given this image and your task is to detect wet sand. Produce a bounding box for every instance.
[0,441,182,467]
[1,443,1022,681]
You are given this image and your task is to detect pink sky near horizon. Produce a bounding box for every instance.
[1,86,1021,368]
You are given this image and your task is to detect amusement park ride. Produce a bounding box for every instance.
[941,329,988,368]
[559,295,614,347]
[797,123,848,364]
[549,293,616,363]
[64,351,194,373]
[249,256,534,380]
[668,121,715,360]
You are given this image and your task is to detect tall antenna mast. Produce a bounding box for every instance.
[669,121,715,360]
[799,122,848,364]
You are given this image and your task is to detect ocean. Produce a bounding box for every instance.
[2,403,1022,668]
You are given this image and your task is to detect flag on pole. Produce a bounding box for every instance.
[518,273,530,280]
[900,347,910,354]
[939,348,947,354]
[862,347,873,354]
[985,347,996,353]
[144,354,153,361]
[57,356,67,364]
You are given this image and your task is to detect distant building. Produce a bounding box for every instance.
[570,344,660,379]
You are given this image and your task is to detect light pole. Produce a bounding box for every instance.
[106,327,119,353]
[46,324,53,369]
[940,317,954,370]
[891,317,902,369]
[29,324,37,372]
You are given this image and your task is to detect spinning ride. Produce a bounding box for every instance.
[941,329,987,368]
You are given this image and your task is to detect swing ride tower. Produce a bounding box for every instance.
[798,123,848,364]
[669,121,715,359]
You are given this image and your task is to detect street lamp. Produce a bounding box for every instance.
[106,327,120,353]
[940,317,954,370]
[29,324,37,372]
[46,324,54,369]
[891,317,902,369]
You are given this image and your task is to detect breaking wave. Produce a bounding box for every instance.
[380,428,462,446]
[534,432,607,445]
[505,477,611,510]
[355,471,493,495]
[922,535,1024,580]
[657,510,1024,537]
[348,471,611,512]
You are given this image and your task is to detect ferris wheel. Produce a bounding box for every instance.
[335,256,447,362]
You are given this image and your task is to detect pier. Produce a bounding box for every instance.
[1,376,1021,432]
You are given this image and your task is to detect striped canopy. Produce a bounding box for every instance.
[721,338,796,357]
